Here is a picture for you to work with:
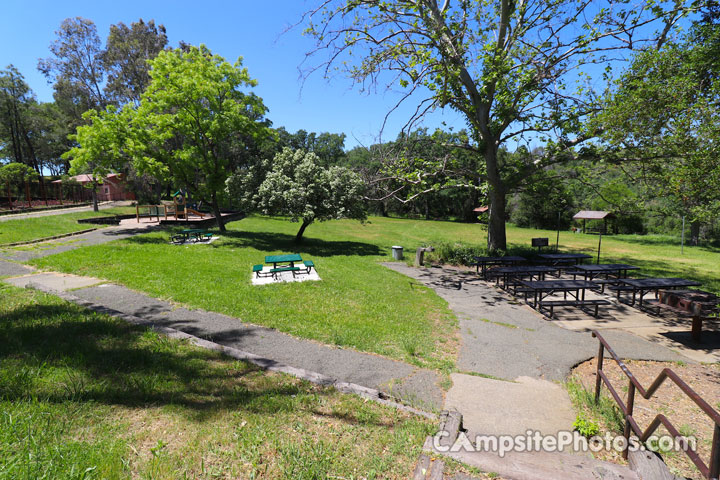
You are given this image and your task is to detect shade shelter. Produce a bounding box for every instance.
[573,210,615,264]
[573,210,615,235]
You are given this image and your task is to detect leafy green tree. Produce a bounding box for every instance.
[305,0,697,251]
[274,128,347,166]
[63,106,133,211]
[103,19,168,104]
[65,45,271,230]
[0,162,38,208]
[596,8,720,243]
[38,17,108,125]
[228,148,367,242]
[0,66,67,196]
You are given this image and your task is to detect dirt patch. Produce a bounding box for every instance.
[572,359,720,479]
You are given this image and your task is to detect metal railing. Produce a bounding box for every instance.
[592,330,720,479]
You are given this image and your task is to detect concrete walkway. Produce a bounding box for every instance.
[3,271,445,411]
[0,223,159,262]
[0,201,129,222]
[384,263,690,442]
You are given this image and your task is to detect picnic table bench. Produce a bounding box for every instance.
[171,228,211,244]
[571,264,640,292]
[471,256,526,277]
[265,253,302,269]
[490,265,558,292]
[261,254,308,280]
[520,279,609,317]
[611,278,702,307]
[536,253,592,266]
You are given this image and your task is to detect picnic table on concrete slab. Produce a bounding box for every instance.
[615,278,702,307]
[173,228,209,243]
[573,264,639,280]
[536,253,592,266]
[490,265,558,291]
[520,279,596,309]
[472,255,526,276]
[265,253,303,269]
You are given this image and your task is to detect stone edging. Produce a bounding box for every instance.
[1,227,100,248]
[22,282,437,421]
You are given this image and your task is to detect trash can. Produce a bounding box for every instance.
[391,245,404,260]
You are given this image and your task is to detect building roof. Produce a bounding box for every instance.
[51,173,122,184]
[573,210,614,220]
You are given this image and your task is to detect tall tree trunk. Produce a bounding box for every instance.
[91,183,99,211]
[295,219,312,242]
[211,191,226,232]
[690,221,700,246]
[484,147,507,252]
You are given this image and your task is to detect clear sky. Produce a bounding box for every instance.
[0,0,465,150]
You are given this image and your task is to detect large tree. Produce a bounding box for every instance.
[38,17,108,125]
[103,19,168,105]
[227,147,367,242]
[66,45,272,230]
[304,0,699,250]
[596,6,720,243]
[0,66,66,197]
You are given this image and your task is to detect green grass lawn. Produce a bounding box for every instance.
[32,216,459,370]
[0,284,445,479]
[0,207,136,246]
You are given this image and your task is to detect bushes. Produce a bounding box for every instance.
[425,242,487,265]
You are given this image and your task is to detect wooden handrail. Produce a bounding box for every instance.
[592,330,720,479]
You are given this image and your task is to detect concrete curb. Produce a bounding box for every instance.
[21,281,437,421]
[1,227,101,247]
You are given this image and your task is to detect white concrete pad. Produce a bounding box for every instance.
[251,266,321,285]
[5,272,104,291]
[444,373,576,437]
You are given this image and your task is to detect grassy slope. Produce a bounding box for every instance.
[33,216,458,370]
[0,207,136,245]
[0,284,439,479]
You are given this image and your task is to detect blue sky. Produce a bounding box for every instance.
[0,0,465,150]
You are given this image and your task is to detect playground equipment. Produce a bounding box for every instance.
[136,191,207,223]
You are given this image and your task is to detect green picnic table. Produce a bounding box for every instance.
[265,253,302,269]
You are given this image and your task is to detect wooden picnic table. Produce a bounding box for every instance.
[520,279,596,309]
[265,253,303,269]
[536,253,592,266]
[490,265,558,290]
[615,278,702,307]
[472,255,526,276]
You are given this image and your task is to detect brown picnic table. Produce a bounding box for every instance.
[536,253,592,266]
[490,265,558,291]
[614,278,702,307]
[472,256,526,276]
[520,279,609,318]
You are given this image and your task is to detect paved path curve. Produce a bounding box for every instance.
[0,201,129,222]
[2,270,445,411]
[385,263,687,382]
[0,224,158,262]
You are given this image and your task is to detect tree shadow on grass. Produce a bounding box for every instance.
[212,230,384,257]
[0,302,332,420]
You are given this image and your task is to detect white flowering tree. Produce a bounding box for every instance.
[228,147,367,242]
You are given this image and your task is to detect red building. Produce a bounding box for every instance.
[53,174,136,201]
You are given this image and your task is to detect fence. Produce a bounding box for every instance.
[592,330,720,479]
